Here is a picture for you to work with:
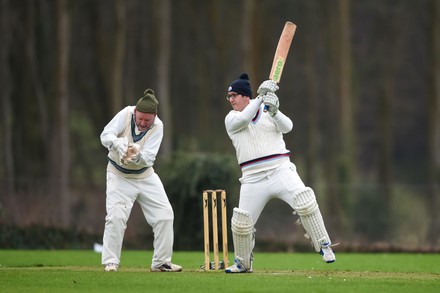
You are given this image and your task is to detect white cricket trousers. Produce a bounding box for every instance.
[238,161,306,225]
[102,171,174,268]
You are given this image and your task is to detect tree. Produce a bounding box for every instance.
[302,0,321,187]
[243,0,257,86]
[0,0,14,194]
[324,0,353,236]
[156,0,173,157]
[50,0,71,227]
[426,0,440,246]
[375,2,408,239]
[111,0,126,114]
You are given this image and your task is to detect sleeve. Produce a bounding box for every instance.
[272,110,293,134]
[100,107,129,151]
[138,123,163,168]
[225,96,264,134]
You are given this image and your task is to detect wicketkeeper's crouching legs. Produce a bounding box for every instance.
[225,208,255,273]
[293,187,336,263]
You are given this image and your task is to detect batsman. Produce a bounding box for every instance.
[100,89,181,272]
[224,74,335,273]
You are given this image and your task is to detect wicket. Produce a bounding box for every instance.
[203,189,228,270]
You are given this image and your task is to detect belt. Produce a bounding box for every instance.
[239,152,291,168]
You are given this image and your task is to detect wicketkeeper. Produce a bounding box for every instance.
[224,73,335,273]
[100,89,182,272]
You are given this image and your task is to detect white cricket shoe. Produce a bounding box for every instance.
[320,244,336,263]
[104,263,118,272]
[150,262,182,272]
[225,259,253,273]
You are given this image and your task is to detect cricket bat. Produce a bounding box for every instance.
[264,21,297,111]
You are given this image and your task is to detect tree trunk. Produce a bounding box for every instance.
[52,0,71,227]
[303,0,320,187]
[156,0,173,158]
[243,0,257,87]
[26,0,50,156]
[376,3,407,239]
[426,0,440,246]
[325,0,353,236]
[338,0,355,192]
[0,0,14,194]
[111,0,126,114]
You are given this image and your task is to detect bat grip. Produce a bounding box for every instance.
[260,90,269,112]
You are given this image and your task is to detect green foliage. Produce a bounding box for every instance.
[353,186,393,241]
[1,0,439,249]
[351,185,430,246]
[158,151,240,251]
[70,112,106,187]
[160,151,240,196]
[0,224,100,249]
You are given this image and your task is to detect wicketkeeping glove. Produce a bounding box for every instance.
[263,92,279,117]
[123,143,141,164]
[257,80,279,95]
[113,137,128,159]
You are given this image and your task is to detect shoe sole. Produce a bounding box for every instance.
[322,256,335,263]
[225,269,253,273]
[104,265,118,272]
[150,268,182,272]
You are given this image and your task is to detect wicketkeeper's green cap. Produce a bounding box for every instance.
[136,89,158,113]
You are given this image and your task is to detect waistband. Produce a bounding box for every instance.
[108,158,149,174]
[239,152,291,169]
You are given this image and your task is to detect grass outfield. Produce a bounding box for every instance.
[0,250,439,292]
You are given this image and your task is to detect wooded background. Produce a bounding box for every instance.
[1,0,439,252]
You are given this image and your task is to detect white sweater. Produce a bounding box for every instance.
[100,106,162,178]
[225,96,293,175]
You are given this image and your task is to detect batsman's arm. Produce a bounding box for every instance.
[225,96,263,134]
[272,111,293,133]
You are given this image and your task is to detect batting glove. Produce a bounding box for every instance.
[257,80,279,95]
[113,137,128,159]
[263,92,279,117]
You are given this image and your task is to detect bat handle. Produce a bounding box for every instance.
[260,90,269,112]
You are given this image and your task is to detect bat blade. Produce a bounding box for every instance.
[269,21,297,83]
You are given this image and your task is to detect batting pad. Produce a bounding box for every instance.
[293,188,331,252]
[231,208,254,269]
